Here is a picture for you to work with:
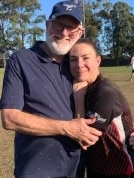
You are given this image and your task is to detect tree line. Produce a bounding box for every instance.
[72,0,134,62]
[0,0,134,63]
[0,0,45,54]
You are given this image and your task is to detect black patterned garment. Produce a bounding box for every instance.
[84,75,134,177]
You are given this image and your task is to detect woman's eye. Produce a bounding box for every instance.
[83,57,89,60]
[70,58,76,62]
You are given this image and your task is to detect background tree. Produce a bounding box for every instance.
[1,0,134,66]
[111,2,134,62]
[0,0,45,54]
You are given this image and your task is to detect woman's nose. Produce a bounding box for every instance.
[77,59,84,68]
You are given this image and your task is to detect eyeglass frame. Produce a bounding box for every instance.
[47,20,83,35]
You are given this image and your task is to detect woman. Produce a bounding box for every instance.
[69,38,134,178]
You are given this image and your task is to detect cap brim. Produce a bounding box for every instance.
[51,12,81,23]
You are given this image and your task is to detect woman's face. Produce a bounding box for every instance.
[69,43,101,83]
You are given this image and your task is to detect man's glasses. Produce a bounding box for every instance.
[49,20,82,35]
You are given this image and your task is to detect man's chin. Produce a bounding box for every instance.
[48,43,70,55]
[52,48,69,55]
[46,36,72,55]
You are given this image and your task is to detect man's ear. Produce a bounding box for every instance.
[79,28,85,38]
[46,21,49,28]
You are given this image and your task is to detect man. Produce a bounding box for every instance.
[0,1,102,178]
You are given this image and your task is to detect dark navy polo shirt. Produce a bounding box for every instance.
[1,42,80,178]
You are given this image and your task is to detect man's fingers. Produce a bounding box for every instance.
[79,139,96,150]
[86,118,96,124]
[78,131,100,150]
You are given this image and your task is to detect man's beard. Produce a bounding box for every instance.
[46,32,77,55]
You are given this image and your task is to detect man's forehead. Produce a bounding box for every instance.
[55,15,81,24]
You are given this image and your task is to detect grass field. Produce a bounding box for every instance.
[0,66,134,178]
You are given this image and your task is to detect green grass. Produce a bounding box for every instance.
[0,66,134,178]
[101,66,130,80]
[0,68,14,178]
[0,68,4,91]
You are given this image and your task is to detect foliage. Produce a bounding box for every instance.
[1,0,134,63]
[71,0,134,61]
[0,0,45,53]
[111,2,134,58]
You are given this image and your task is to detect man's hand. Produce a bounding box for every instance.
[63,118,102,150]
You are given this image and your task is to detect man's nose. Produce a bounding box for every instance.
[59,27,70,36]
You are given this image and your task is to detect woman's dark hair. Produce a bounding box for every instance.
[72,38,100,56]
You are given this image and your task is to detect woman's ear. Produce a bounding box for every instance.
[97,55,101,66]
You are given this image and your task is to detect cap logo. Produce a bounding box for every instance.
[63,3,77,11]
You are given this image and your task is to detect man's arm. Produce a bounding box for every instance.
[1,109,102,150]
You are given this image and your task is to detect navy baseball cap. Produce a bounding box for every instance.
[49,1,83,23]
